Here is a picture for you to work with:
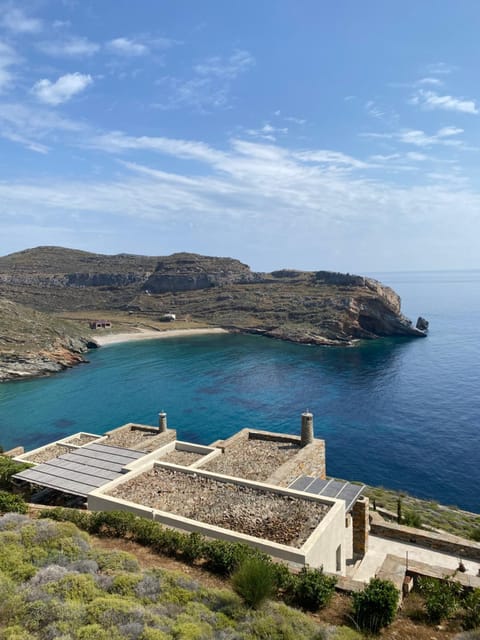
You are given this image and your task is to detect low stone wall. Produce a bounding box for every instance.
[371,513,480,561]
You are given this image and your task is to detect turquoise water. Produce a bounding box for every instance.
[1,271,479,512]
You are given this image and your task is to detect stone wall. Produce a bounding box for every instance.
[370,513,480,561]
[266,439,326,487]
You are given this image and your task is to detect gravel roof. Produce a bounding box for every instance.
[108,466,330,547]
[202,434,301,481]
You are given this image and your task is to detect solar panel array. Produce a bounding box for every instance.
[288,476,365,512]
[13,443,145,497]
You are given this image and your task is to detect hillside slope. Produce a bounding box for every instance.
[0,298,92,381]
[0,246,426,347]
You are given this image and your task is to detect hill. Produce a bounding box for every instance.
[0,297,92,381]
[0,246,426,346]
[0,246,427,380]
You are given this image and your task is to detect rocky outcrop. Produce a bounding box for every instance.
[0,298,91,382]
[416,316,429,332]
[144,253,259,293]
[0,347,87,382]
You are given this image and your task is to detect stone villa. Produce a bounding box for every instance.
[12,412,368,576]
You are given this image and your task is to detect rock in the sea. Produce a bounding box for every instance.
[416,317,429,332]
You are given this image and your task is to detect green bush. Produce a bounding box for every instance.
[0,457,31,491]
[352,577,399,633]
[232,557,276,608]
[470,527,480,542]
[418,577,462,624]
[203,540,252,576]
[180,531,207,563]
[402,510,422,528]
[462,588,480,630]
[0,491,27,514]
[288,567,336,612]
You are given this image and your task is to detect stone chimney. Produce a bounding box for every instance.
[352,496,369,557]
[300,411,314,446]
[158,411,167,432]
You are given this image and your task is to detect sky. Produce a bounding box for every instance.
[1,0,480,272]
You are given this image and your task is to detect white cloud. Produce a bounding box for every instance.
[194,49,254,79]
[363,126,464,148]
[32,72,93,105]
[1,131,48,154]
[0,102,85,152]
[246,123,288,141]
[157,49,255,111]
[365,101,385,119]
[425,62,456,75]
[89,131,225,164]
[0,40,18,91]
[2,132,480,270]
[437,126,464,137]
[369,153,401,162]
[294,149,369,169]
[410,90,478,114]
[38,37,100,57]
[107,37,148,56]
[284,116,306,125]
[416,77,443,86]
[405,152,427,161]
[1,7,42,33]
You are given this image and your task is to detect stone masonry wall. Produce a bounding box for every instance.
[267,439,326,487]
[370,512,480,562]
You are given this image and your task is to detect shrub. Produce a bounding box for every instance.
[418,577,462,624]
[0,491,27,514]
[288,567,336,612]
[352,577,399,633]
[204,540,250,576]
[0,457,31,491]
[470,528,480,542]
[180,532,207,563]
[232,557,276,609]
[402,510,422,528]
[462,588,480,630]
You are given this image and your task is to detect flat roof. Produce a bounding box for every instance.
[13,443,144,497]
[289,476,364,512]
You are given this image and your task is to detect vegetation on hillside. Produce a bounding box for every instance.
[0,513,338,640]
[364,485,480,541]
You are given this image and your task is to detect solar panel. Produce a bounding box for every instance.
[288,475,365,512]
[12,443,146,497]
[289,476,315,491]
[321,480,346,498]
[305,477,331,494]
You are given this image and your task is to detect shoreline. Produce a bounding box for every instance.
[91,327,228,346]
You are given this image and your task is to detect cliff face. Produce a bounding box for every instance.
[144,253,259,293]
[0,246,426,380]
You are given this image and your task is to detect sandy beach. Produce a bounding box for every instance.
[92,327,228,346]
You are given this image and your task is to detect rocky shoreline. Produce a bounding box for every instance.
[0,339,91,383]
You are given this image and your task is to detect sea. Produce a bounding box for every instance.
[0,270,479,513]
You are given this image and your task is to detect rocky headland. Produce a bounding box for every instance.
[0,246,427,381]
[0,298,93,382]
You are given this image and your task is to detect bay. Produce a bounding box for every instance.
[0,270,479,512]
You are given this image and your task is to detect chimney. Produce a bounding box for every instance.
[158,411,167,432]
[301,411,314,446]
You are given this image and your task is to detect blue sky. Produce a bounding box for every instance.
[1,1,480,272]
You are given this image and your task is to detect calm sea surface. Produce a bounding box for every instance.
[1,271,479,512]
